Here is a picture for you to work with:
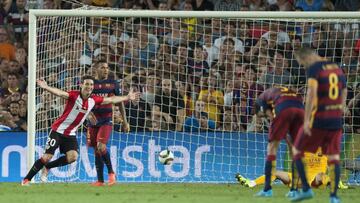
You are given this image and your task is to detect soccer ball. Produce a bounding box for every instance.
[158,149,174,165]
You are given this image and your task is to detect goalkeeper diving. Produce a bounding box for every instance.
[235,148,348,189]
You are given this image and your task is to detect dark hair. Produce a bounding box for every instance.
[223,37,235,46]
[295,6,304,11]
[93,59,107,68]
[294,35,302,42]
[9,101,20,107]
[200,112,208,118]
[7,72,19,78]
[267,4,279,11]
[81,75,95,83]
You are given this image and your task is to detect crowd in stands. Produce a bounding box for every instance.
[0,0,360,133]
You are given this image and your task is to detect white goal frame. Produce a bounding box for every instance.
[28,9,360,174]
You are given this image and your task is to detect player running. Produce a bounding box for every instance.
[291,48,347,203]
[21,76,140,186]
[254,86,304,197]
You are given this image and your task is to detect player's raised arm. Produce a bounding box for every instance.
[102,88,141,105]
[37,79,69,99]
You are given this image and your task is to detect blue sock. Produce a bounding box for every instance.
[294,154,310,192]
[290,161,297,191]
[95,153,104,182]
[264,155,276,192]
[329,160,340,198]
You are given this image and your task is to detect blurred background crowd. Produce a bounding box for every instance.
[0,0,360,133]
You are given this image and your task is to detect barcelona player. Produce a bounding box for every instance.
[291,48,347,203]
[254,86,304,197]
[86,60,129,186]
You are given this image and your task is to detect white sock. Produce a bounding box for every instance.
[249,180,256,188]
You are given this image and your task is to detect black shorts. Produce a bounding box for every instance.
[44,131,79,155]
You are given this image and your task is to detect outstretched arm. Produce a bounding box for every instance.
[37,79,69,99]
[102,88,141,105]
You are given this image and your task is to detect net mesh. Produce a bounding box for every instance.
[33,11,360,184]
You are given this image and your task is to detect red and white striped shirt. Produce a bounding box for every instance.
[51,91,104,136]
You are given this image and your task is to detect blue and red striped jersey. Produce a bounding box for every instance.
[257,87,304,116]
[90,79,121,126]
[307,61,346,130]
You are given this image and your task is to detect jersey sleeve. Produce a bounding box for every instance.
[93,96,104,105]
[339,74,347,89]
[67,91,78,102]
[306,63,320,80]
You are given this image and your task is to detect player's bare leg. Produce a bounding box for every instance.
[41,150,78,183]
[255,141,279,197]
[22,153,53,186]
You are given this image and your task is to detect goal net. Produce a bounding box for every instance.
[29,10,360,184]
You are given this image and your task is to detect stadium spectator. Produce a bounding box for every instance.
[0,73,25,107]
[212,38,236,76]
[125,89,151,132]
[198,76,224,123]
[149,108,169,131]
[157,43,172,63]
[153,78,185,131]
[275,0,294,11]
[244,0,266,11]
[295,0,328,11]
[110,21,130,45]
[261,22,290,49]
[168,43,188,82]
[184,100,216,132]
[0,27,16,61]
[8,101,26,131]
[210,18,223,42]
[113,105,122,132]
[181,82,195,117]
[0,0,12,22]
[187,45,210,83]
[239,22,257,53]
[141,72,158,106]
[17,99,26,120]
[214,21,244,54]
[235,64,264,125]
[214,0,243,11]
[190,0,214,11]
[125,24,158,68]
[35,91,60,127]
[259,51,292,88]
[347,85,360,133]
[0,57,10,82]
[0,110,17,131]
[7,0,29,40]
[15,47,27,75]
[164,18,188,47]
[222,107,241,131]
[334,0,360,11]
[224,79,235,108]
[339,46,358,76]
[202,30,219,66]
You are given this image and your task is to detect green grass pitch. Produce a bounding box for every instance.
[0,183,358,203]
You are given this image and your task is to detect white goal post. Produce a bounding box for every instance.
[28,10,360,183]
